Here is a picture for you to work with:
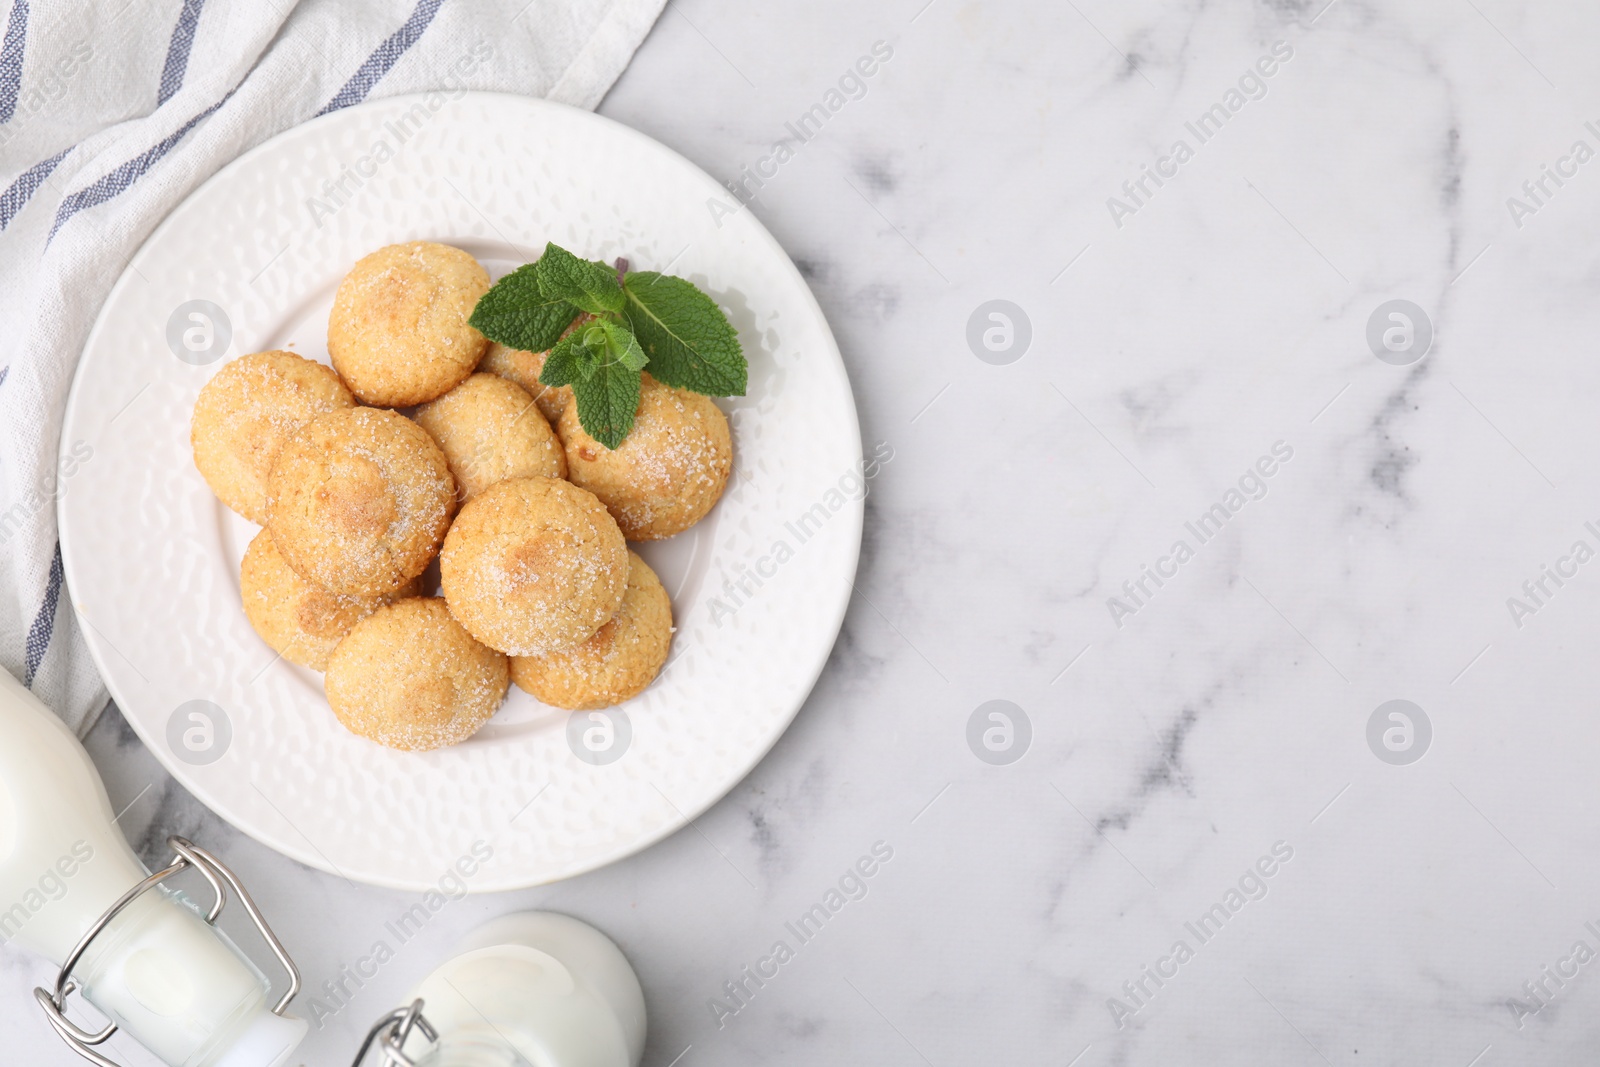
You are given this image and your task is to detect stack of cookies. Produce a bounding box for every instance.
[189,242,732,752]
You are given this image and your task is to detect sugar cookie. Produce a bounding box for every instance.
[439,477,628,655]
[413,373,565,500]
[559,373,732,540]
[510,551,671,710]
[325,597,508,752]
[267,407,456,596]
[327,241,491,406]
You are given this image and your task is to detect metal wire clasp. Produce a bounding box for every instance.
[353,999,439,1067]
[32,835,301,1067]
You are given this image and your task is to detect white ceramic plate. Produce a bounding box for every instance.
[58,93,861,892]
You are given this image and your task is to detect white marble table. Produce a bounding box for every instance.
[14,0,1600,1063]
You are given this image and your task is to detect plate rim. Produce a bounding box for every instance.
[57,90,863,892]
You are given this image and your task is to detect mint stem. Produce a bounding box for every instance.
[614,257,630,285]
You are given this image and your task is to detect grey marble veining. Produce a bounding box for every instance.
[13,0,1600,1064]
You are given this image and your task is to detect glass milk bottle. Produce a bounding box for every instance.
[0,667,307,1067]
[356,911,646,1067]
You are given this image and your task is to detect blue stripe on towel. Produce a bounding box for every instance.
[0,145,67,229]
[23,542,63,685]
[0,0,28,124]
[158,0,207,105]
[317,0,445,116]
[48,93,229,241]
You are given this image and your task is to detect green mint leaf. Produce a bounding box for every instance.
[575,343,602,382]
[621,272,746,396]
[469,263,580,352]
[570,358,641,450]
[537,335,585,387]
[600,318,649,372]
[535,242,625,316]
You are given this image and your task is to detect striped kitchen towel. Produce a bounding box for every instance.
[0,0,666,735]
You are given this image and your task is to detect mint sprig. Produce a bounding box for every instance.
[469,242,746,449]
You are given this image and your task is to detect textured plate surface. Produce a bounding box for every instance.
[58,93,861,892]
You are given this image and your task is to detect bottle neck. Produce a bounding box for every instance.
[74,886,293,1067]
